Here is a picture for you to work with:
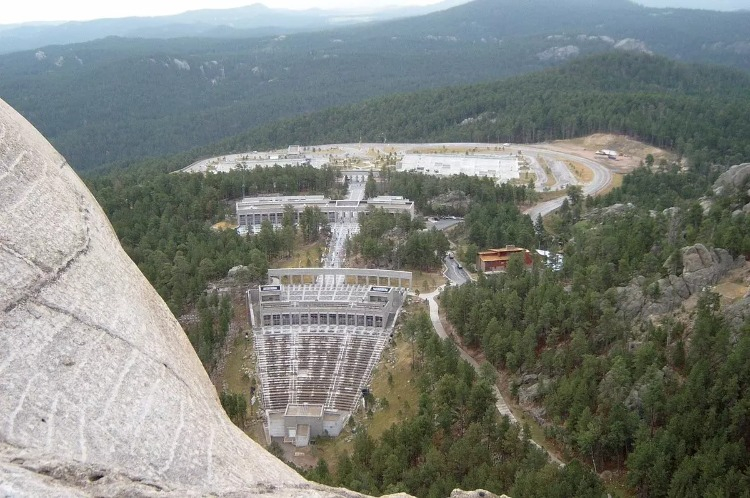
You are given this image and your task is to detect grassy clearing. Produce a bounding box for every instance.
[276,240,325,269]
[568,161,594,183]
[519,171,536,184]
[715,281,748,302]
[537,156,557,188]
[536,190,567,202]
[611,172,624,189]
[214,299,268,444]
[365,337,420,438]
[311,425,355,470]
[597,172,623,197]
[411,270,445,294]
[223,334,253,396]
[212,220,238,231]
[312,321,422,469]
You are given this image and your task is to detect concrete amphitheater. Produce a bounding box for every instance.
[251,268,411,446]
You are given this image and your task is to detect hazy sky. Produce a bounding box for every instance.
[638,0,748,9]
[1,0,448,25]
[2,0,746,25]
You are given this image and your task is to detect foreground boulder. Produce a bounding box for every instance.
[0,98,384,497]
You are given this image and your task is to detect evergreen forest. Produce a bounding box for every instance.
[436,163,750,496]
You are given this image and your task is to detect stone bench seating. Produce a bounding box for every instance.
[254,320,393,413]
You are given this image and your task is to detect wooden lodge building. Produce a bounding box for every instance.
[477,245,534,272]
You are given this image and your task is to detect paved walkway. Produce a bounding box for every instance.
[418,281,564,466]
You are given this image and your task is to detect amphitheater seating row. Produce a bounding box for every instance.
[254,329,389,413]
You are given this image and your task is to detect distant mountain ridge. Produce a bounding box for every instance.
[637,0,748,10]
[200,52,750,168]
[0,0,468,55]
[0,0,748,170]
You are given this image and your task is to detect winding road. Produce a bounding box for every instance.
[518,145,612,219]
[416,257,564,466]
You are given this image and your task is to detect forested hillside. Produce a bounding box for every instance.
[214,52,750,169]
[1,0,748,170]
[341,155,750,496]
[436,163,750,496]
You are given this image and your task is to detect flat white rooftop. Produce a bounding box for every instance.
[237,195,413,211]
[285,404,324,418]
[237,195,328,207]
[398,153,520,182]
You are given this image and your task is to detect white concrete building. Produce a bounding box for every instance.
[397,153,520,183]
[236,194,414,229]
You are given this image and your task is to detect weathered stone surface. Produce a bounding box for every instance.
[450,490,506,498]
[1,440,386,497]
[226,265,249,278]
[582,202,635,221]
[429,190,471,213]
[681,244,733,274]
[616,244,743,321]
[614,38,652,54]
[713,163,750,196]
[0,98,388,497]
[520,373,538,385]
[710,163,750,215]
[518,383,540,405]
[724,295,750,334]
[536,45,580,62]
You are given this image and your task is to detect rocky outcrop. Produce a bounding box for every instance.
[703,163,750,215]
[616,244,743,321]
[429,190,470,214]
[614,38,652,54]
[450,491,507,498]
[517,374,543,405]
[713,163,750,196]
[536,45,580,62]
[583,202,635,221]
[0,98,398,497]
[724,295,750,333]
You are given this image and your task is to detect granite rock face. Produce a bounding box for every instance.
[724,296,750,333]
[713,163,750,196]
[0,98,379,497]
[702,163,750,215]
[616,244,742,321]
[449,490,507,498]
